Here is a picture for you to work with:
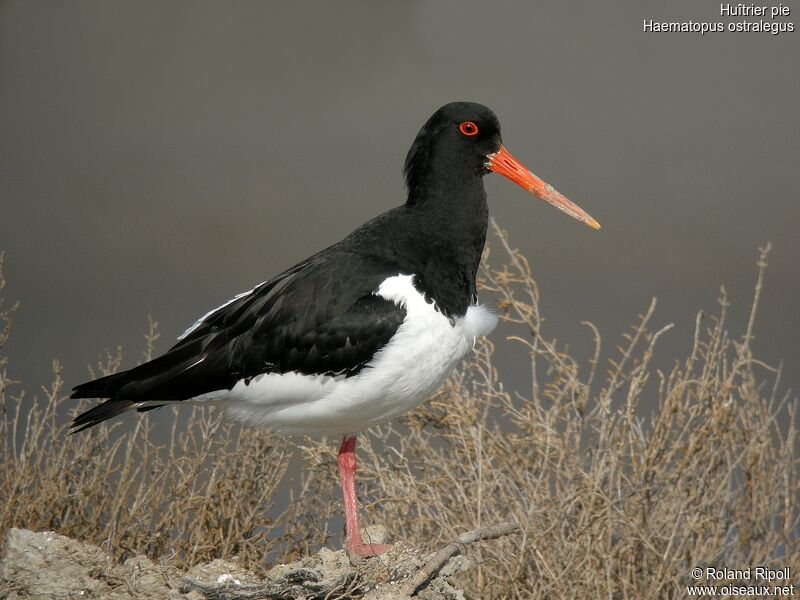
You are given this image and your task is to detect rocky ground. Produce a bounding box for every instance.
[0,523,518,599]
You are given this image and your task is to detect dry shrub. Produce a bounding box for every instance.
[0,324,291,569]
[1,224,797,598]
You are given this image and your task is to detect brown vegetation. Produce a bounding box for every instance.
[1,224,797,598]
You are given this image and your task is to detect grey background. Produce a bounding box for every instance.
[1,1,798,413]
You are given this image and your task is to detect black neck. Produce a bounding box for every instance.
[344,156,490,319]
[402,161,489,317]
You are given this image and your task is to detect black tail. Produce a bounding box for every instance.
[71,369,137,432]
[70,398,148,433]
[71,369,133,400]
[70,340,211,433]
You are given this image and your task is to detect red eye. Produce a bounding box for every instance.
[458,121,479,137]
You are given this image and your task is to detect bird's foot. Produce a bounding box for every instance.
[346,541,391,564]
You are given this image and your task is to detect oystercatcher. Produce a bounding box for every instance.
[71,102,599,559]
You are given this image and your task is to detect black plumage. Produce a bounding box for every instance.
[69,100,602,561]
[71,102,504,432]
[72,251,408,431]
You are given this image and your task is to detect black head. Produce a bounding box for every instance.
[403,102,503,198]
[404,101,601,230]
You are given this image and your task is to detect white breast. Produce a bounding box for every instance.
[211,274,497,436]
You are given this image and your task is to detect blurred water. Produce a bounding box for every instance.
[1,1,797,414]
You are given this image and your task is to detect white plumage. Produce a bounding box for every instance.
[191,274,497,436]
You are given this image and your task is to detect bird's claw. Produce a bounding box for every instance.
[346,542,391,564]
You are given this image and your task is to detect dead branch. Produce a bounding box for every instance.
[402,520,521,596]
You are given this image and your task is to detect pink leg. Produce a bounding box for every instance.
[337,434,390,559]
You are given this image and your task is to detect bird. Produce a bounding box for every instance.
[71,101,599,560]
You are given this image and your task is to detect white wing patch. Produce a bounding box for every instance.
[177,282,265,340]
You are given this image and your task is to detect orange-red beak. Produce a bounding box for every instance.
[487,146,600,230]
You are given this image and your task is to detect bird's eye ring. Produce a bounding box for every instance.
[458,121,479,137]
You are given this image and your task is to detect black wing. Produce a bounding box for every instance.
[71,249,407,431]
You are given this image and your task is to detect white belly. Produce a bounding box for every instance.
[205,274,498,436]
